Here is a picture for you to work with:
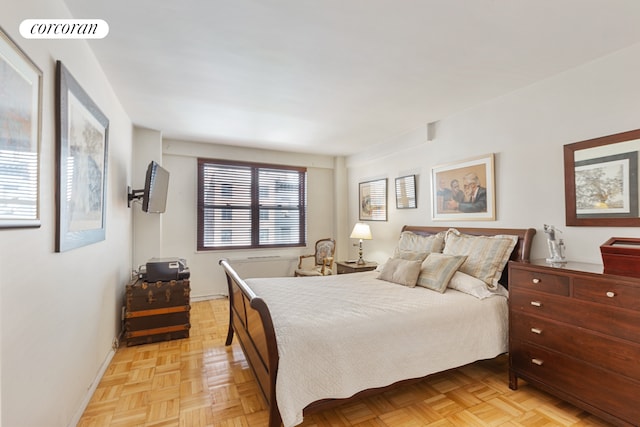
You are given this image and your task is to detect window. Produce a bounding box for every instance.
[197,158,307,250]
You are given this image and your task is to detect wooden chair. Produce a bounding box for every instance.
[294,238,336,276]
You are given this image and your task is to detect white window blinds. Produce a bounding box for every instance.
[198,159,306,250]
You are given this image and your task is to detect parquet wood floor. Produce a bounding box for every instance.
[78,299,614,426]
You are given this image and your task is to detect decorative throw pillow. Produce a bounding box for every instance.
[415,253,467,293]
[377,258,423,287]
[443,228,518,289]
[395,231,445,255]
[392,249,430,262]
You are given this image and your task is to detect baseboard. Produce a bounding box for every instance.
[67,345,116,427]
[191,293,227,302]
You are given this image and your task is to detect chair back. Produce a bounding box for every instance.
[314,238,336,265]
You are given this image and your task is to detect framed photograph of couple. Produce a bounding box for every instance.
[431,153,495,221]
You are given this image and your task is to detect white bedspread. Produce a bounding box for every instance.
[245,271,508,427]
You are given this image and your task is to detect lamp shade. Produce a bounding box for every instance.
[350,223,372,240]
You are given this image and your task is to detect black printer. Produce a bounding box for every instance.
[139,257,190,282]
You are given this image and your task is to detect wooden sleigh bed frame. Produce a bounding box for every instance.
[220,225,536,427]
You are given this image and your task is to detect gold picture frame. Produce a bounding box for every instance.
[431,154,495,221]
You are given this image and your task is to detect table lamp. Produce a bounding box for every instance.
[350,223,372,265]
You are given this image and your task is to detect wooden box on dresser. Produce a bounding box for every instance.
[124,278,191,346]
[508,260,640,426]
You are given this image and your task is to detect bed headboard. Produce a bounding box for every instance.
[401,225,536,286]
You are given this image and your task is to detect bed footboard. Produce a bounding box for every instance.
[219,259,281,427]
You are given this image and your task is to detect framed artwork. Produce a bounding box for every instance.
[359,178,387,221]
[431,153,495,221]
[564,129,640,226]
[574,152,638,219]
[0,26,42,228]
[55,61,109,252]
[395,175,417,209]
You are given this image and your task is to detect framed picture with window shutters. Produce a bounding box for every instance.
[431,154,495,221]
[395,175,417,209]
[0,26,42,228]
[359,178,387,221]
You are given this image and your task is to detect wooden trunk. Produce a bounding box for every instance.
[124,278,191,346]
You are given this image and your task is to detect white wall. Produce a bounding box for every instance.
[131,126,163,267]
[0,1,133,426]
[160,139,339,298]
[347,42,640,265]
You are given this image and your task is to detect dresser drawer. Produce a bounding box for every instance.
[573,277,640,311]
[510,313,640,381]
[510,342,640,425]
[510,288,640,344]
[510,268,569,296]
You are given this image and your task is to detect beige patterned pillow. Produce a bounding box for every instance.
[443,228,518,289]
[415,253,467,292]
[392,249,429,262]
[377,258,423,287]
[395,231,445,255]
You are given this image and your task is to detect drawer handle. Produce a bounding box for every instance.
[530,327,542,334]
[531,358,544,366]
[530,301,542,307]
[532,278,540,284]
[606,291,616,298]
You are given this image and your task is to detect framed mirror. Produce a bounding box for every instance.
[564,128,640,226]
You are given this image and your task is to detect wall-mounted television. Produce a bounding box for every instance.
[127,161,170,213]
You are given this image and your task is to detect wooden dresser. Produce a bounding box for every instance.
[508,260,640,426]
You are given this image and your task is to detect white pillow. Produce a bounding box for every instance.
[448,271,509,299]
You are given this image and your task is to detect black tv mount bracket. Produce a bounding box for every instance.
[127,186,144,208]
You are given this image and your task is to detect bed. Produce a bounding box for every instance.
[219,225,536,427]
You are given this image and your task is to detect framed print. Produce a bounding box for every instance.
[359,178,387,221]
[431,154,495,221]
[55,61,109,252]
[575,152,638,219]
[0,26,42,228]
[564,129,640,226]
[395,175,417,209]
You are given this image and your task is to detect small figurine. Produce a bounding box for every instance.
[543,224,566,264]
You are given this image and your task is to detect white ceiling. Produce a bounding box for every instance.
[63,0,640,156]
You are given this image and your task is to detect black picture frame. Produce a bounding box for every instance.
[395,175,417,209]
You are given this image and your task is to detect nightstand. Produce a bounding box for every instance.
[336,261,378,274]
